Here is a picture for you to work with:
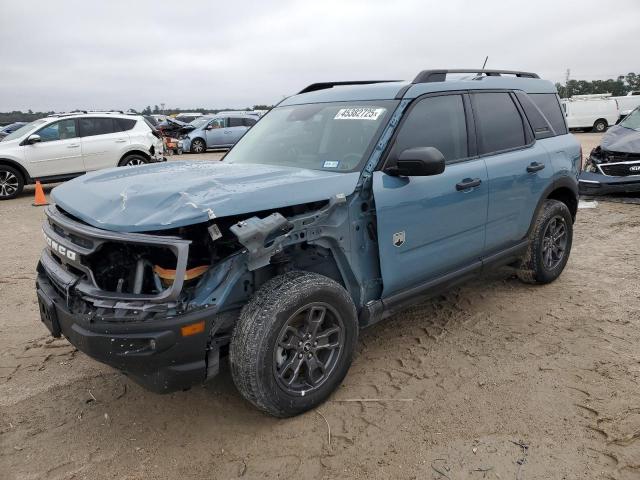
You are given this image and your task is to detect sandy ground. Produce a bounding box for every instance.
[2,135,640,479]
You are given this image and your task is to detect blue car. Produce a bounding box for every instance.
[36,69,580,417]
[182,113,259,153]
[0,122,27,140]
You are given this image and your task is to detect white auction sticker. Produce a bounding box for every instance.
[323,161,339,168]
[334,107,385,121]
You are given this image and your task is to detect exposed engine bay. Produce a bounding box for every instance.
[42,194,351,323]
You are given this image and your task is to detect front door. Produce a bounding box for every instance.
[373,93,488,297]
[204,117,228,147]
[24,118,83,177]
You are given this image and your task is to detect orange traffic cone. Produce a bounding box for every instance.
[32,181,49,206]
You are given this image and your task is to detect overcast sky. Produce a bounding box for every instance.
[1,0,638,112]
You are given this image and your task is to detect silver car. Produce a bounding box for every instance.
[182,113,259,153]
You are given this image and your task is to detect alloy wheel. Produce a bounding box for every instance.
[273,302,344,395]
[192,140,205,153]
[542,215,567,270]
[0,170,19,198]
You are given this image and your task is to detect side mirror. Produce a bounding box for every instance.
[27,134,41,145]
[385,147,445,177]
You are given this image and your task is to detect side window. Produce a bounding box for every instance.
[208,118,226,129]
[473,92,526,154]
[394,94,468,163]
[79,117,115,137]
[115,118,136,131]
[228,117,244,127]
[36,119,78,142]
[243,117,257,127]
[515,92,554,139]
[529,94,568,135]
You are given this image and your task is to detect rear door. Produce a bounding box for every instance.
[24,118,83,177]
[373,92,488,296]
[227,116,253,144]
[471,91,552,254]
[79,117,129,170]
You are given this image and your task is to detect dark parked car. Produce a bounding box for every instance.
[0,122,27,141]
[580,106,640,195]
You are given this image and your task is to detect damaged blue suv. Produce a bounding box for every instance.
[36,69,580,417]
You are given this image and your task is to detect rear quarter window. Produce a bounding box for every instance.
[115,118,137,131]
[515,92,554,139]
[529,94,568,135]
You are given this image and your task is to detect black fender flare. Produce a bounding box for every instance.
[526,175,578,238]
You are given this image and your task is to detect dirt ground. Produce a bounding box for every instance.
[2,135,640,479]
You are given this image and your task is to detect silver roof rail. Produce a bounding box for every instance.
[412,69,540,83]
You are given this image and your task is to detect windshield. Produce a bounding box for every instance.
[620,108,640,131]
[224,101,396,172]
[2,119,47,142]
[190,117,212,128]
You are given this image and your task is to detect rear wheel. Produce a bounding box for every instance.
[190,138,206,154]
[118,154,148,167]
[0,165,24,200]
[230,271,358,417]
[592,119,607,133]
[517,199,573,284]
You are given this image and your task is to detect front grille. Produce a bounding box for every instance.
[42,205,191,306]
[600,163,640,177]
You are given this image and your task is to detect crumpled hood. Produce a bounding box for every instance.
[51,161,360,232]
[601,125,640,153]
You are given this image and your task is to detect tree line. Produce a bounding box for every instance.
[556,72,640,98]
[0,105,274,125]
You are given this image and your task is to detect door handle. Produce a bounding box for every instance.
[115,139,127,143]
[527,162,545,173]
[456,178,482,191]
[67,144,80,148]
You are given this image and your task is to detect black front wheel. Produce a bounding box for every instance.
[230,271,358,417]
[518,199,573,284]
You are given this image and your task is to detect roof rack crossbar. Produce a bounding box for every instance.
[47,110,128,117]
[298,80,402,94]
[413,69,539,84]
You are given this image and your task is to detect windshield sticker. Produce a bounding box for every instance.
[334,107,386,121]
[323,161,339,168]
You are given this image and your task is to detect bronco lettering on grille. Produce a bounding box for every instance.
[44,234,77,261]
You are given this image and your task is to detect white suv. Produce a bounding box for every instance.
[0,112,165,199]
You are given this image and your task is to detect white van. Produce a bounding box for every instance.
[561,95,619,132]
[613,91,640,117]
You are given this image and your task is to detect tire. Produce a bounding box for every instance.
[230,271,358,417]
[592,119,607,133]
[0,165,24,200]
[118,154,148,167]
[190,138,206,154]
[517,199,573,284]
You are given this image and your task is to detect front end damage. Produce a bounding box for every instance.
[37,194,354,392]
[579,146,640,195]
